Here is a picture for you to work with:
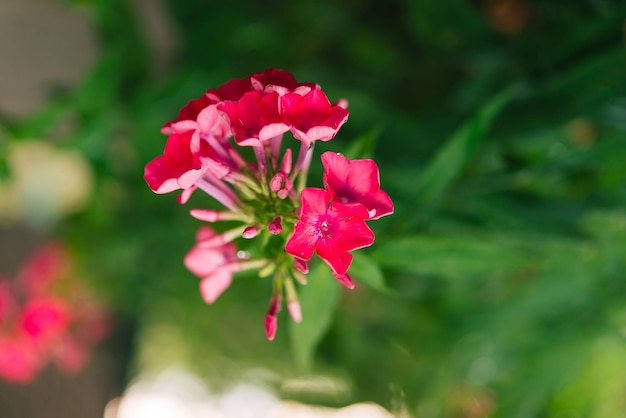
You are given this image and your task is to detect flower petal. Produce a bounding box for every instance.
[199,269,233,304]
[316,239,353,276]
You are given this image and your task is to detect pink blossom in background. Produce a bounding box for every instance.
[0,243,111,384]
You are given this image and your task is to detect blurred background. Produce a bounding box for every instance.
[1,0,625,416]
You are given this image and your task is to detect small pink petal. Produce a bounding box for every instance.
[190,209,221,222]
[333,272,355,289]
[177,186,197,204]
[199,269,233,304]
[287,299,302,323]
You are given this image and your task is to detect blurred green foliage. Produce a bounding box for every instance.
[3,0,626,416]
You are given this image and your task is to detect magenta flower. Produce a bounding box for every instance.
[321,152,394,220]
[281,89,349,147]
[285,188,374,278]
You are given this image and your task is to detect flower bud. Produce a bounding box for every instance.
[268,216,282,235]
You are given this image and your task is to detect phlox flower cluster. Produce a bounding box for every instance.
[0,243,110,384]
[144,69,393,340]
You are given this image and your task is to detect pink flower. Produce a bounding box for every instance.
[321,152,394,220]
[0,243,111,382]
[281,89,349,147]
[144,130,228,194]
[218,91,291,146]
[17,243,69,295]
[0,333,41,384]
[20,297,70,342]
[53,335,88,375]
[285,188,374,278]
[184,226,240,304]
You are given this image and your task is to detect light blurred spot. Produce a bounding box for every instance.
[0,141,93,227]
[468,356,497,385]
[106,369,395,417]
[280,374,352,401]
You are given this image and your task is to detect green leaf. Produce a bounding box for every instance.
[373,235,525,279]
[414,86,517,217]
[289,264,340,371]
[0,133,9,181]
[342,125,383,160]
[350,252,393,294]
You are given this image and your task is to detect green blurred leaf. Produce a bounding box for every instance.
[0,133,9,181]
[350,252,393,294]
[414,86,516,218]
[289,263,340,371]
[342,125,383,160]
[373,235,526,279]
[498,48,626,138]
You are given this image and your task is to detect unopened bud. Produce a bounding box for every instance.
[268,216,282,235]
[242,225,260,239]
[264,314,278,341]
[293,258,309,274]
[270,173,284,192]
[264,292,282,341]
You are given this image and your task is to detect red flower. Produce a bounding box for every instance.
[218,91,290,146]
[251,68,318,96]
[281,89,349,147]
[162,93,216,133]
[206,76,254,102]
[285,188,374,278]
[321,152,394,220]
[144,130,228,194]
